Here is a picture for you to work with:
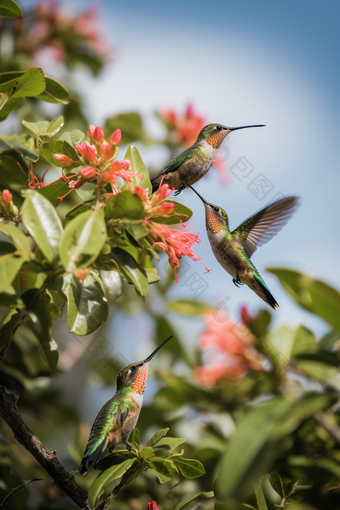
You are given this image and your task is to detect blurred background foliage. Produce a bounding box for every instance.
[1,2,340,510]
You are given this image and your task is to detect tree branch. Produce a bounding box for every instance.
[0,385,92,510]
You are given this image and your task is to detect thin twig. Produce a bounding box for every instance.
[0,386,92,510]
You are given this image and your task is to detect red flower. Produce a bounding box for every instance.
[87,125,104,144]
[148,502,159,510]
[75,141,98,163]
[160,103,205,147]
[151,222,210,283]
[80,166,99,178]
[109,129,122,147]
[194,314,263,386]
[132,178,175,217]
[1,190,12,206]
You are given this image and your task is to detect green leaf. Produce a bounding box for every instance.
[129,428,140,449]
[253,483,268,510]
[123,145,152,194]
[0,96,25,121]
[216,397,293,501]
[267,268,340,331]
[291,325,317,358]
[0,222,31,259]
[140,447,154,459]
[59,208,106,272]
[269,472,297,500]
[94,450,137,471]
[26,293,59,376]
[100,270,123,301]
[109,248,148,297]
[166,299,212,316]
[152,200,193,225]
[0,150,28,196]
[0,253,25,292]
[38,179,72,207]
[35,77,70,105]
[104,112,146,145]
[105,191,145,220]
[0,0,23,18]
[65,199,95,221]
[65,272,108,336]
[38,140,79,169]
[0,310,21,359]
[172,457,205,479]
[0,134,39,161]
[146,467,172,485]
[154,437,186,451]
[145,428,169,447]
[175,492,214,510]
[147,457,178,479]
[21,189,63,265]
[56,129,85,146]
[88,458,135,507]
[0,68,45,99]
[22,115,64,137]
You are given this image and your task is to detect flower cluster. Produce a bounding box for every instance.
[132,179,175,218]
[151,222,210,283]
[15,1,109,65]
[53,125,142,199]
[194,312,264,386]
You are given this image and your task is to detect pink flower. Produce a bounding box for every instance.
[240,305,255,327]
[148,503,159,510]
[53,153,74,166]
[75,142,98,163]
[160,103,205,147]
[100,143,115,161]
[151,222,210,283]
[194,314,264,386]
[109,129,122,147]
[87,125,104,144]
[1,190,12,206]
[132,185,149,204]
[101,167,138,185]
[151,202,175,216]
[110,160,131,171]
[80,166,98,178]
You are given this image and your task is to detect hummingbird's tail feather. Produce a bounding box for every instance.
[253,273,279,310]
[79,436,108,475]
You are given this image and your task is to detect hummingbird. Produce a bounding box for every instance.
[188,184,300,309]
[151,123,265,195]
[79,335,174,475]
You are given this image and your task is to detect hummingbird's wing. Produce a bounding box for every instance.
[232,196,300,258]
[150,147,201,183]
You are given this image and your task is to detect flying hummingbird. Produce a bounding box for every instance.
[188,184,300,309]
[79,335,174,475]
[151,123,265,195]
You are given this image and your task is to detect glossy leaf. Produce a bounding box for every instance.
[0,68,45,99]
[56,129,85,146]
[175,491,214,510]
[268,268,340,331]
[123,145,152,194]
[140,447,154,459]
[21,190,63,265]
[110,248,148,297]
[0,96,25,121]
[147,457,178,479]
[104,112,146,145]
[38,179,73,207]
[172,457,205,478]
[129,428,140,449]
[65,199,95,221]
[166,299,212,316]
[35,77,70,105]
[253,483,268,510]
[39,139,79,169]
[0,222,31,259]
[0,253,25,292]
[0,134,39,161]
[154,437,186,451]
[100,270,123,301]
[0,310,21,358]
[0,0,23,18]
[145,428,169,447]
[22,115,64,137]
[152,200,193,225]
[269,472,297,499]
[59,208,106,272]
[0,150,28,193]
[105,191,145,220]
[88,458,135,507]
[65,272,108,336]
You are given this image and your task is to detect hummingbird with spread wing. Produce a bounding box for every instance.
[79,335,173,474]
[188,184,300,309]
[151,123,265,195]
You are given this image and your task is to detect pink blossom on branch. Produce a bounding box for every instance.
[151,222,211,283]
[87,125,104,144]
[132,179,175,217]
[80,166,99,178]
[53,153,74,166]
[148,503,159,510]
[75,141,98,163]
[109,129,122,147]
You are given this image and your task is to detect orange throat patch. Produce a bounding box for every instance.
[131,364,148,395]
[206,130,229,149]
[206,208,222,233]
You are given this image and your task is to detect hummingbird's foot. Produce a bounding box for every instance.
[174,188,183,196]
[232,276,244,288]
[125,442,138,455]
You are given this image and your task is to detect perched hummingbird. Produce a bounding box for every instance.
[79,335,173,475]
[188,184,300,309]
[151,123,265,195]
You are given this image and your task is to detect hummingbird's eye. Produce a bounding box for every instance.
[215,126,223,131]
[129,366,137,373]
[214,207,219,212]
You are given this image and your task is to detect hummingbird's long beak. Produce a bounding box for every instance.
[144,335,174,362]
[229,124,265,131]
[188,184,210,205]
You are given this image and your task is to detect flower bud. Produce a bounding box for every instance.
[53,154,74,166]
[109,129,121,147]
[1,189,12,206]
[100,143,115,161]
[93,126,104,144]
[75,142,98,163]
[80,166,98,178]
[110,159,131,171]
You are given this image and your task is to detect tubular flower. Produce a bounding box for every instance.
[151,222,210,283]
[160,102,205,147]
[132,178,175,217]
[109,129,122,146]
[194,314,264,386]
[80,166,99,178]
[87,125,104,144]
[148,503,159,510]
[75,141,98,163]
[53,154,74,166]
